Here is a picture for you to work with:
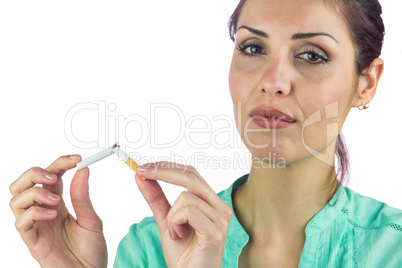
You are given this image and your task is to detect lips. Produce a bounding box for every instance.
[249,107,296,129]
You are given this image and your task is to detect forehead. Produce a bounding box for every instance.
[237,0,349,40]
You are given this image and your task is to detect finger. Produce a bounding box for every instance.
[10,167,58,197]
[9,155,81,197]
[136,162,226,211]
[137,162,212,199]
[10,186,60,218]
[15,206,57,248]
[46,154,81,177]
[135,174,171,235]
[70,168,102,232]
[167,191,231,241]
[169,205,224,243]
[44,154,81,197]
[167,191,223,236]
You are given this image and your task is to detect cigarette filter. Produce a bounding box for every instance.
[113,146,138,172]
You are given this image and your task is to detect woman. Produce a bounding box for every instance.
[9,0,402,267]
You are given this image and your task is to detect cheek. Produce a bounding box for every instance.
[228,64,237,101]
[297,64,356,115]
[229,61,263,134]
[228,59,239,101]
[228,54,265,101]
[228,60,254,106]
[297,75,356,152]
[228,63,242,131]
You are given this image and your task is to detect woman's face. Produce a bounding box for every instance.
[229,0,361,166]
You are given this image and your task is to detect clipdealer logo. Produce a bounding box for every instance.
[64,100,339,168]
[64,101,244,150]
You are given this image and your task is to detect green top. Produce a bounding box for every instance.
[114,174,402,267]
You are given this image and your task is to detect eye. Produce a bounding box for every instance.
[236,42,266,56]
[296,49,330,64]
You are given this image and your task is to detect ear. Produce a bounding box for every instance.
[352,58,384,108]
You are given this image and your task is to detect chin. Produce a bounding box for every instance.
[249,147,289,169]
[249,144,321,169]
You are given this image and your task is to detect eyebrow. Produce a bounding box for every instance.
[237,25,268,38]
[291,32,338,43]
[237,25,338,43]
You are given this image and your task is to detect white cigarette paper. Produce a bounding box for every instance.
[113,146,129,162]
[75,143,140,175]
[76,147,115,170]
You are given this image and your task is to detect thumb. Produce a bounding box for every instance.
[135,174,170,235]
[70,168,102,231]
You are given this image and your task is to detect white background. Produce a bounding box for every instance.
[0,0,401,266]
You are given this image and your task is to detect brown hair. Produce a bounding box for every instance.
[228,0,385,184]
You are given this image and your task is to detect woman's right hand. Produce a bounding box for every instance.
[9,155,107,268]
[135,162,233,268]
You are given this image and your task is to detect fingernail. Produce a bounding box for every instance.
[68,154,79,159]
[44,170,57,180]
[136,166,149,172]
[47,192,60,201]
[44,209,56,214]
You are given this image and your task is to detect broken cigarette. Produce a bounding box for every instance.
[112,144,138,172]
[76,143,140,175]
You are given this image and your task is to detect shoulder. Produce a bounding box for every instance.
[341,188,402,266]
[343,187,402,228]
[217,173,248,206]
[114,216,167,267]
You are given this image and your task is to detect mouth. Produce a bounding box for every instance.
[249,107,296,129]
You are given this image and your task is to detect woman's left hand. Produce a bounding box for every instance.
[135,162,233,268]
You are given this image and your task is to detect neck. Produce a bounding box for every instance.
[233,154,339,248]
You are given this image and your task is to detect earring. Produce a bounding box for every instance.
[358,103,369,110]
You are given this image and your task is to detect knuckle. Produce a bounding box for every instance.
[14,217,23,231]
[182,172,201,192]
[9,183,17,196]
[215,230,226,241]
[157,161,170,169]
[57,155,68,162]
[186,171,199,180]
[150,161,170,173]
[27,206,42,219]
[48,155,69,170]
[27,166,42,177]
[10,166,42,196]
[210,226,226,241]
[214,231,225,241]
[15,206,35,230]
[182,204,196,216]
[184,165,196,173]
[218,215,230,230]
[222,204,233,220]
[26,167,43,182]
[178,191,191,202]
[9,196,16,209]
[25,205,36,215]
[32,186,44,197]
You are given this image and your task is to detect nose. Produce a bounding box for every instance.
[258,57,291,97]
